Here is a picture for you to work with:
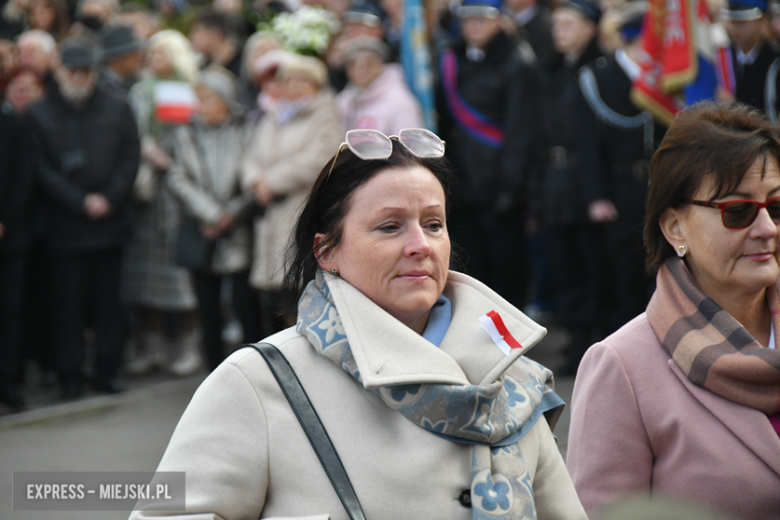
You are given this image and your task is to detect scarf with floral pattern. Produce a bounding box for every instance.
[297,272,564,519]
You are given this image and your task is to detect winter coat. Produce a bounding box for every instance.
[532,38,602,226]
[436,31,539,209]
[26,85,140,250]
[122,76,197,310]
[516,6,557,73]
[337,64,424,134]
[241,89,343,290]
[166,116,256,275]
[734,40,780,115]
[0,108,32,252]
[567,313,780,519]
[129,271,587,520]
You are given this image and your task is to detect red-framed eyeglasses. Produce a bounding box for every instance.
[690,196,780,229]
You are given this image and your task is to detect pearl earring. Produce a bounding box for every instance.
[677,244,687,258]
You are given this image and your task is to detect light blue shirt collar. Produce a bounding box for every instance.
[421,295,452,347]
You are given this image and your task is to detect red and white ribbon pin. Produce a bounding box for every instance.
[479,310,523,356]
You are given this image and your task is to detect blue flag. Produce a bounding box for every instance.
[401,0,437,131]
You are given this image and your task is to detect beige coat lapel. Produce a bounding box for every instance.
[441,272,547,385]
[325,270,547,388]
[668,359,780,476]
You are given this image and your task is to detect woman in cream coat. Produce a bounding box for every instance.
[132,130,586,520]
[242,54,343,333]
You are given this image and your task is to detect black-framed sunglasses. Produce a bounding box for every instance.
[326,128,446,180]
[690,196,780,229]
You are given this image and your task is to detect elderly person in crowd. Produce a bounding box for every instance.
[131,128,587,520]
[245,49,288,123]
[99,24,145,96]
[26,36,140,399]
[166,65,257,371]
[327,0,389,91]
[17,29,55,79]
[124,29,200,377]
[242,54,342,336]
[3,66,44,112]
[236,31,279,110]
[567,102,780,519]
[337,36,424,134]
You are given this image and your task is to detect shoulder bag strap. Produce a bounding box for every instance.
[243,343,367,520]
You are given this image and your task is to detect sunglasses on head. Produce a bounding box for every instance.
[326,128,446,181]
[690,196,780,229]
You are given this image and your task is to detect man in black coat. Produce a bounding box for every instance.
[533,0,605,374]
[574,2,664,338]
[0,106,32,410]
[437,0,538,308]
[26,36,140,399]
[723,0,780,117]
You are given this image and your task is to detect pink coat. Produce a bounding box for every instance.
[337,63,424,135]
[567,313,780,520]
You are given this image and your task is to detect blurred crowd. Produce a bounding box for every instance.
[0,0,778,409]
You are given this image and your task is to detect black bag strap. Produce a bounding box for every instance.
[243,343,367,520]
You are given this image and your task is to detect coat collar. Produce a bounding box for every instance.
[668,360,780,476]
[323,270,547,389]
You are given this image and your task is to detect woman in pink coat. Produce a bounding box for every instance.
[567,102,780,519]
[336,36,424,134]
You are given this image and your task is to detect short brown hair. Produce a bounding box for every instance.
[644,101,780,273]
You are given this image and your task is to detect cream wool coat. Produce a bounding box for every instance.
[241,90,343,290]
[130,272,587,520]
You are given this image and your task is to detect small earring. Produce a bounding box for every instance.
[330,268,339,276]
[677,244,687,258]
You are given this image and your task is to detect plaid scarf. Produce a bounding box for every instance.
[647,258,780,425]
[297,272,564,519]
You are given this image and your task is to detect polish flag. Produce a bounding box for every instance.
[154,81,198,125]
[479,310,523,356]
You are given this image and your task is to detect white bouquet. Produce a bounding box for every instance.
[268,6,341,57]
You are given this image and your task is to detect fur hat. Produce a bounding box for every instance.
[278,54,328,88]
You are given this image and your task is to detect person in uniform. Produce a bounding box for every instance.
[722,0,780,119]
[574,2,664,334]
[436,0,538,308]
[533,0,605,374]
[506,0,557,72]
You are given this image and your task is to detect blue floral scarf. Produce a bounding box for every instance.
[297,272,564,519]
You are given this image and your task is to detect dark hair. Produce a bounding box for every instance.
[644,101,780,273]
[28,0,71,41]
[193,7,231,37]
[281,140,456,315]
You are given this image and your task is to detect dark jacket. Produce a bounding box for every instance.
[575,53,665,219]
[26,83,140,250]
[436,30,539,209]
[734,40,780,114]
[0,106,32,252]
[518,6,557,72]
[98,66,138,98]
[533,38,602,226]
